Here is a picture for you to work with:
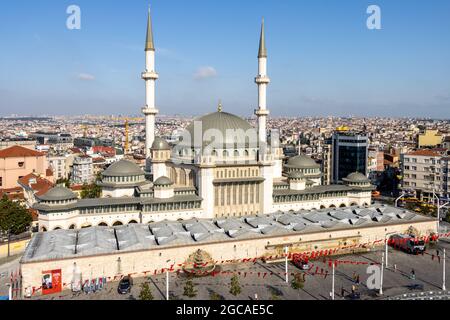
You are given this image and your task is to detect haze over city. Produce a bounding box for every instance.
[1,0,449,118]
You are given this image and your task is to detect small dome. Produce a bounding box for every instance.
[151,137,170,150]
[343,172,369,183]
[288,171,305,180]
[102,159,144,177]
[153,176,174,187]
[286,154,319,169]
[38,186,77,201]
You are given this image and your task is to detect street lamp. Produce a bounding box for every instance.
[284,246,289,284]
[331,261,335,300]
[442,248,446,291]
[166,259,171,301]
[385,231,397,268]
[394,192,406,208]
[379,252,384,295]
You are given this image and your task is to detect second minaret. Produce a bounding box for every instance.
[255,18,270,151]
[142,8,159,172]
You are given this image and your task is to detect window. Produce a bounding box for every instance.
[18,162,24,168]
[0,177,2,187]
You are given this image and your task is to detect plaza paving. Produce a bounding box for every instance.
[26,239,450,301]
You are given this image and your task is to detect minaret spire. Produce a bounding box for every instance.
[145,7,155,51]
[258,18,267,58]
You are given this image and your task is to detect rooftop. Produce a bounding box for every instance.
[21,204,432,263]
[0,145,44,158]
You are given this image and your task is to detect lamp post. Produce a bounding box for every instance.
[166,259,171,301]
[284,246,289,284]
[385,231,396,268]
[379,252,384,295]
[394,192,406,208]
[331,261,335,300]
[443,248,446,291]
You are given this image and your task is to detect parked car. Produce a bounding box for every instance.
[293,258,310,270]
[118,276,133,294]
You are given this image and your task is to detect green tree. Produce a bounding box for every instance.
[229,275,242,296]
[80,183,102,199]
[291,273,305,290]
[139,282,154,300]
[183,279,197,298]
[0,195,33,235]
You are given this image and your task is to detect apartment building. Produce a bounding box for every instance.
[401,149,450,202]
[71,155,93,185]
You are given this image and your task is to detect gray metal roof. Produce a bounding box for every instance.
[37,186,77,201]
[102,159,144,177]
[153,176,173,186]
[21,205,433,263]
[151,137,170,150]
[343,172,370,183]
[180,111,254,148]
[285,154,320,169]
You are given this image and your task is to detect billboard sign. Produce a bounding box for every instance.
[42,269,62,295]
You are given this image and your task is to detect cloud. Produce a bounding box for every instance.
[77,73,95,81]
[193,66,218,80]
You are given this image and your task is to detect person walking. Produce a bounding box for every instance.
[410,269,416,280]
[341,286,345,298]
[356,274,360,284]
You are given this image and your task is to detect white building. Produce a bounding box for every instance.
[71,156,93,185]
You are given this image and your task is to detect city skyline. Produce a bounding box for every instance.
[1,0,450,118]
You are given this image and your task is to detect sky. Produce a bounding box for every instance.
[0,0,449,118]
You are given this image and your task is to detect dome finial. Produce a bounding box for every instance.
[218,99,223,112]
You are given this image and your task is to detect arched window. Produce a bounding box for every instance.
[113,221,123,226]
[234,150,239,157]
[69,224,76,230]
[98,222,108,227]
[223,150,228,158]
[128,220,138,224]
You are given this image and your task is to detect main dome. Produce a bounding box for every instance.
[180,111,255,148]
[102,159,144,177]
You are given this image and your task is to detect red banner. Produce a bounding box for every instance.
[42,269,62,295]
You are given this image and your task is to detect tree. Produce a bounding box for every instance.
[80,183,101,199]
[291,273,305,290]
[56,178,70,188]
[183,279,197,298]
[139,282,154,300]
[229,275,242,296]
[0,195,33,235]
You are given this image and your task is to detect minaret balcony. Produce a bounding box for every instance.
[255,76,270,84]
[141,71,159,80]
[255,109,270,116]
[142,107,159,115]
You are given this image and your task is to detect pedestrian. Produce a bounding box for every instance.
[356,274,360,284]
[351,285,356,294]
[394,264,397,272]
[436,250,440,257]
[411,269,415,280]
[341,286,345,298]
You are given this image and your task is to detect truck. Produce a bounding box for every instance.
[388,234,426,254]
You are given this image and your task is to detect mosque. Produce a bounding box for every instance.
[21,10,436,297]
[34,10,374,232]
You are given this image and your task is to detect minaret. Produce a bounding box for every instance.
[142,8,159,171]
[254,18,270,152]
